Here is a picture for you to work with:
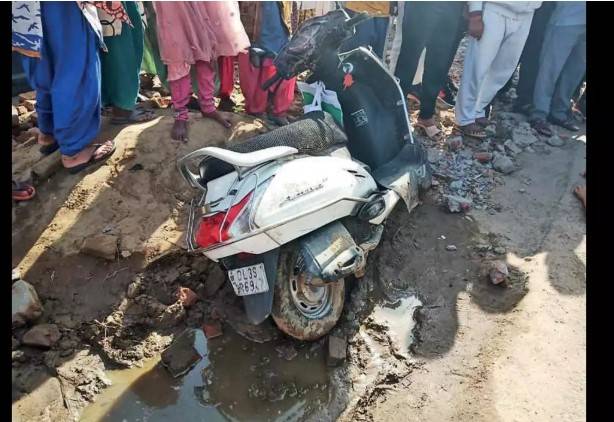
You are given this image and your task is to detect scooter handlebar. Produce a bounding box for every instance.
[261,73,282,90]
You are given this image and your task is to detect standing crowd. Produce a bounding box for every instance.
[12,1,586,205]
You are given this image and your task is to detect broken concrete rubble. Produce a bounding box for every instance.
[488,260,509,285]
[176,286,198,308]
[203,265,227,298]
[546,136,565,147]
[22,324,62,348]
[31,150,62,180]
[504,139,522,155]
[492,154,515,174]
[12,280,43,328]
[512,123,539,147]
[161,329,202,378]
[445,195,472,213]
[474,152,493,163]
[81,234,119,261]
[327,335,347,367]
[203,320,223,339]
[446,136,463,152]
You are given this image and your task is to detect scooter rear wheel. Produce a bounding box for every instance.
[271,247,345,341]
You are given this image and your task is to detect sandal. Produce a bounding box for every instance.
[110,109,156,125]
[415,121,443,141]
[475,117,490,127]
[459,123,487,139]
[12,181,35,201]
[64,140,116,174]
[39,142,59,156]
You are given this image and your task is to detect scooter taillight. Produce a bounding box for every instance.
[195,192,253,249]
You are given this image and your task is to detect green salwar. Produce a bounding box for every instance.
[101,1,144,111]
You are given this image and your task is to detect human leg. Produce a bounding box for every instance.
[195,60,231,128]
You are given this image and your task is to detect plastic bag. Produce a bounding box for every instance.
[298,81,343,126]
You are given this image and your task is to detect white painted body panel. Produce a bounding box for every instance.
[201,155,379,261]
[254,156,376,227]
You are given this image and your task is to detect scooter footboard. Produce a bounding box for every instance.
[220,248,280,325]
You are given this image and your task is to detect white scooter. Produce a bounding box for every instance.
[178,10,431,341]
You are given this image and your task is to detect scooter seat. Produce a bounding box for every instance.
[200,146,298,168]
[198,111,347,185]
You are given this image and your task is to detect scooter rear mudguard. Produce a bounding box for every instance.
[220,249,279,325]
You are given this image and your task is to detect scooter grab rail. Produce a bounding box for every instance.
[177,146,299,190]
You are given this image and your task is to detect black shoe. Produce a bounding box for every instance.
[530,118,553,137]
[548,116,580,132]
[218,96,236,112]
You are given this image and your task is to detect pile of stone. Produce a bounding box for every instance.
[12,91,38,147]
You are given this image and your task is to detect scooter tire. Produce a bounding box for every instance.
[271,248,345,341]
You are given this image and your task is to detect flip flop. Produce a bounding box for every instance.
[12,181,35,201]
[110,109,156,125]
[415,121,443,141]
[65,140,116,174]
[39,142,59,156]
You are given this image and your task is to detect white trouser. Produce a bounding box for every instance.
[455,8,533,126]
[383,2,404,73]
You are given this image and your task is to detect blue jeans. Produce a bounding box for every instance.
[532,24,586,122]
[341,11,389,58]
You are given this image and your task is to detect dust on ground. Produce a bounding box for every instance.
[12,67,585,422]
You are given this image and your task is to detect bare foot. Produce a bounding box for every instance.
[202,110,232,128]
[574,185,586,209]
[171,119,189,142]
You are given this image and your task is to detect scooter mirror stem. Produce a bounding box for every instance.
[343,12,370,30]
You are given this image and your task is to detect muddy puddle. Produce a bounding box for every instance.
[369,295,422,358]
[80,292,422,422]
[80,328,329,422]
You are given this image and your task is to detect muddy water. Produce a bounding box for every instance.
[80,294,422,422]
[370,295,422,357]
[80,329,328,422]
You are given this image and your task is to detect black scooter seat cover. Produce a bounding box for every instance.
[199,111,347,185]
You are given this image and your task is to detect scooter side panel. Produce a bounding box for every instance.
[254,156,376,228]
[264,199,361,245]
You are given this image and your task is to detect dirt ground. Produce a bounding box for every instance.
[345,132,586,422]
[12,74,585,422]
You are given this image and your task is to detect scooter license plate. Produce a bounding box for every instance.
[228,263,269,296]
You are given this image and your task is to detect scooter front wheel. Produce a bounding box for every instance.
[271,247,345,341]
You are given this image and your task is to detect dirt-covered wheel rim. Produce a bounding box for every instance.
[272,247,345,341]
[288,255,334,319]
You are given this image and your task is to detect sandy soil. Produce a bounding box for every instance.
[12,75,585,422]
[344,130,586,422]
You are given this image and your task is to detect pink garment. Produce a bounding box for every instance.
[238,54,296,116]
[154,1,249,81]
[170,60,216,121]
